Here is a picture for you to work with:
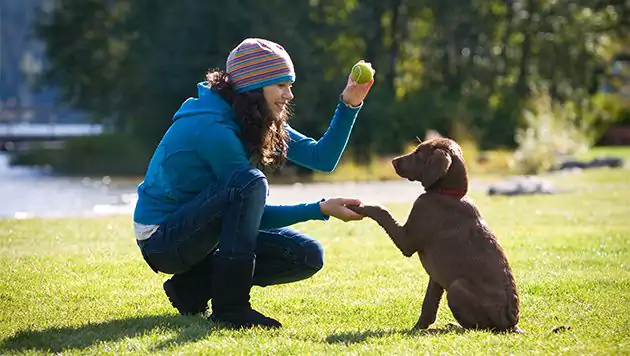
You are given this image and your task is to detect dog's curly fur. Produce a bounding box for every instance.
[349,138,522,333]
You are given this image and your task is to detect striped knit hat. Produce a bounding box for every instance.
[226,38,296,94]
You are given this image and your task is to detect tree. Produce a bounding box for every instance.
[34,0,630,159]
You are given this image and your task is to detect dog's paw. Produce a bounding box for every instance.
[347,204,388,218]
[346,204,367,216]
[445,322,462,330]
[412,321,431,330]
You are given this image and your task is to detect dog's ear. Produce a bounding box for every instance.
[422,148,452,187]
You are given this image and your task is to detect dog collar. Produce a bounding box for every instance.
[426,187,467,199]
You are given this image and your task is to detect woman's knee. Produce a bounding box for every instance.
[226,167,268,200]
[302,239,324,272]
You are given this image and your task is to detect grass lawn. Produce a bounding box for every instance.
[1,167,629,354]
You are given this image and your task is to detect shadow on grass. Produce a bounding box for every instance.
[326,325,464,344]
[0,314,217,353]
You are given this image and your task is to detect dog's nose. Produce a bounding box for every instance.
[392,159,401,173]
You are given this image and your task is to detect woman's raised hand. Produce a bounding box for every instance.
[319,197,365,222]
[341,61,375,107]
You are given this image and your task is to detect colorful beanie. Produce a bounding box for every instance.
[226,38,296,94]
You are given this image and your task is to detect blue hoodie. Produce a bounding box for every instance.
[133,82,362,229]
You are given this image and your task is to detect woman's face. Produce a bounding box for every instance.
[262,81,294,117]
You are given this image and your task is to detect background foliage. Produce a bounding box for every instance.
[24,0,630,174]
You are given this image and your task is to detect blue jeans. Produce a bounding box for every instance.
[137,168,324,286]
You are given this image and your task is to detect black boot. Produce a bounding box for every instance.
[163,254,214,315]
[209,252,281,329]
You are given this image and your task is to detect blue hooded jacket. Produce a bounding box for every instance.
[133,82,362,229]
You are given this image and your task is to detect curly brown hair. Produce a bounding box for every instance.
[206,69,290,169]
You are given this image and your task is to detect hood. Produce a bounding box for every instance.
[172,82,234,124]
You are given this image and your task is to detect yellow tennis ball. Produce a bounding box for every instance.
[350,62,374,84]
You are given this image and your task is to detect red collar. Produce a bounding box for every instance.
[426,187,467,199]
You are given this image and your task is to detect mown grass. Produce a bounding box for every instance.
[1,164,629,354]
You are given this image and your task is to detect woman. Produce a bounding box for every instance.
[133,38,374,329]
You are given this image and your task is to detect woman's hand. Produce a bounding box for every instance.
[319,198,364,222]
[341,60,375,107]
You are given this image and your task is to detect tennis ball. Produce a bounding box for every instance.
[350,62,374,84]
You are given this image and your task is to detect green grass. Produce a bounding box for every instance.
[580,146,630,161]
[1,168,630,355]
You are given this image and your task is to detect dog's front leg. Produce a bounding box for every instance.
[348,205,416,257]
[413,278,444,330]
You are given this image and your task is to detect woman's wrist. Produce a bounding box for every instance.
[340,94,362,109]
[319,199,328,216]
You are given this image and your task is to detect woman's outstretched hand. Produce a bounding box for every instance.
[341,60,375,107]
[320,198,364,222]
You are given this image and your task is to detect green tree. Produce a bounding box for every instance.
[34,0,630,166]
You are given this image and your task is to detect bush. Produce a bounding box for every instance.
[10,134,152,176]
[512,92,589,174]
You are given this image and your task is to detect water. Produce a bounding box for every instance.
[0,154,138,219]
[0,153,427,219]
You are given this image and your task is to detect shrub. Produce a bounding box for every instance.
[10,134,152,176]
[512,92,589,174]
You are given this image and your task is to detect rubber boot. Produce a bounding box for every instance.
[163,254,214,315]
[209,253,281,329]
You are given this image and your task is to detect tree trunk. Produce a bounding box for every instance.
[364,0,385,65]
[385,0,404,91]
[516,0,534,97]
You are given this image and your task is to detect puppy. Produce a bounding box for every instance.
[349,138,522,333]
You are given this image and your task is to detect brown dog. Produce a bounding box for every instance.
[349,138,522,333]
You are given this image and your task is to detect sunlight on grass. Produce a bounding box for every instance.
[1,168,629,354]
[307,145,628,185]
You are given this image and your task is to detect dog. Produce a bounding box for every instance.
[348,138,522,333]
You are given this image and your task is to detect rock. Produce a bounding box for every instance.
[488,176,556,196]
[588,157,624,168]
[551,325,571,333]
[553,156,625,171]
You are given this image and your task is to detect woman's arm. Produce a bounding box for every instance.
[286,99,362,172]
[260,202,328,230]
[286,73,374,172]
[196,123,329,227]
[259,197,364,229]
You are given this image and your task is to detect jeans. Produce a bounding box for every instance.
[137,167,324,287]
